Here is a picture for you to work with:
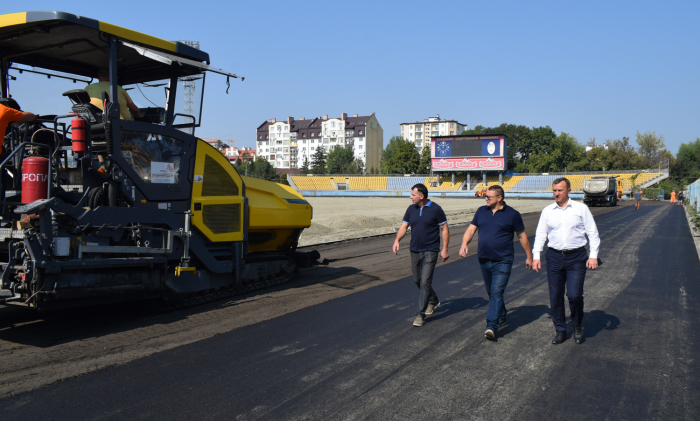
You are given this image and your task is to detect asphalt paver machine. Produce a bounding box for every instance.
[0,11,313,310]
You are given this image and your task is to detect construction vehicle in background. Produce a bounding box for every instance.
[583,176,618,207]
[0,11,314,310]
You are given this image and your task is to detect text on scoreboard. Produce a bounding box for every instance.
[431,135,507,171]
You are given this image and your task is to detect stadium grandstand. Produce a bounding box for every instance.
[289,170,668,195]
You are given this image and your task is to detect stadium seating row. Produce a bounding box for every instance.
[472,175,527,191]
[347,176,388,190]
[290,172,666,192]
[386,176,425,191]
[425,176,467,191]
[291,176,335,190]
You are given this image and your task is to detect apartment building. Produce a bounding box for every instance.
[400,114,467,153]
[223,146,256,163]
[256,113,383,171]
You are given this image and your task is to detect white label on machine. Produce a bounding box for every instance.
[52,237,70,257]
[194,175,203,183]
[158,203,169,210]
[151,162,176,184]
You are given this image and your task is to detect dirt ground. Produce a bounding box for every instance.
[0,200,628,400]
[299,197,552,246]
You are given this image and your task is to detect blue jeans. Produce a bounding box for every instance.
[479,258,514,331]
[411,251,439,317]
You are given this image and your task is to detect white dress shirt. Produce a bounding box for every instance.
[532,199,600,260]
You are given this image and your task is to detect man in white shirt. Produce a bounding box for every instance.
[533,177,600,345]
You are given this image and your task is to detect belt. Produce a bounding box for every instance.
[548,246,586,255]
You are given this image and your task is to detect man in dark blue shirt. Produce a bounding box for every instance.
[459,185,533,340]
[393,183,449,327]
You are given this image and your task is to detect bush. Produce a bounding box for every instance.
[686,203,700,230]
[642,187,660,200]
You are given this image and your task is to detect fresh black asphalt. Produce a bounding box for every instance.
[1,203,698,420]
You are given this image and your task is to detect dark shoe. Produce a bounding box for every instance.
[425,302,440,315]
[484,329,495,340]
[574,326,584,344]
[413,315,425,327]
[498,317,507,327]
[551,332,567,345]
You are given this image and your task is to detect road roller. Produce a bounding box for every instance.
[0,11,314,310]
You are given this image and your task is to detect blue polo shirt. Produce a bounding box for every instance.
[403,200,448,252]
[470,202,524,262]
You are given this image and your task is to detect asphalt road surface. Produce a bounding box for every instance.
[1,201,698,420]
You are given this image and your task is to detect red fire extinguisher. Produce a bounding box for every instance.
[21,157,49,204]
[71,117,88,154]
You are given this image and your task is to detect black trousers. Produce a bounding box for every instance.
[546,247,588,334]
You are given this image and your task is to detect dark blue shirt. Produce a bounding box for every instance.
[403,200,448,252]
[470,202,525,262]
[635,192,642,200]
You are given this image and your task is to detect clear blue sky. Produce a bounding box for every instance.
[6,1,699,155]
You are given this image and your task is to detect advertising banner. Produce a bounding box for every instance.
[431,134,507,171]
[431,157,505,171]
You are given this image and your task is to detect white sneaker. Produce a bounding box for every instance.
[484,329,495,340]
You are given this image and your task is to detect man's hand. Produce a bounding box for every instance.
[533,259,541,273]
[525,257,533,270]
[586,258,598,270]
[440,249,449,262]
[459,244,468,258]
[392,241,400,255]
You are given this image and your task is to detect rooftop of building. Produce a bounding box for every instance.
[258,113,375,132]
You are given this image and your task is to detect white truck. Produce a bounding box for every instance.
[583,176,618,207]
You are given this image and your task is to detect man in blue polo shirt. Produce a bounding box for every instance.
[459,185,533,340]
[393,183,450,327]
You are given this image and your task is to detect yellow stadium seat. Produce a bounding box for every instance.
[424,176,468,190]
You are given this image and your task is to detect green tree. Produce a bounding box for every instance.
[249,156,277,181]
[606,137,643,170]
[676,138,700,171]
[670,137,700,184]
[326,146,356,174]
[311,146,327,174]
[381,136,420,174]
[464,124,556,171]
[345,158,365,175]
[419,144,432,174]
[231,157,244,175]
[569,136,644,172]
[300,156,310,174]
[523,132,583,173]
[381,136,404,166]
[636,130,667,168]
[369,166,376,174]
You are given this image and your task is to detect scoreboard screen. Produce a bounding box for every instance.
[451,140,483,157]
[431,134,507,172]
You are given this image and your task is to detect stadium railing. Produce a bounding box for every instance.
[686,178,700,212]
[289,170,668,193]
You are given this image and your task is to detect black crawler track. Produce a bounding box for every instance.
[155,271,295,312]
